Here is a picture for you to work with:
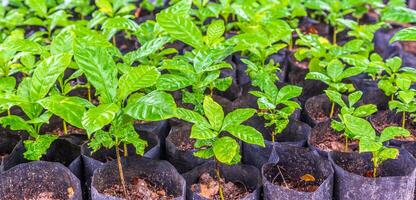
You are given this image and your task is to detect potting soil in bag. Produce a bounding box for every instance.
[0,161,82,200]
[262,144,334,200]
[182,161,262,200]
[243,120,310,169]
[91,157,186,200]
[329,149,416,200]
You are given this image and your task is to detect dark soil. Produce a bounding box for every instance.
[264,165,322,192]
[333,156,379,178]
[309,122,359,152]
[370,110,416,141]
[1,183,74,200]
[170,124,195,151]
[51,124,85,137]
[103,176,174,200]
[191,172,250,200]
[401,41,416,55]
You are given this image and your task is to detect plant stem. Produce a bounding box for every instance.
[345,136,349,152]
[329,102,335,118]
[123,143,128,157]
[112,35,117,46]
[63,120,68,135]
[87,84,92,102]
[215,161,225,200]
[373,167,377,178]
[402,111,406,128]
[332,28,337,45]
[7,108,10,116]
[115,143,128,198]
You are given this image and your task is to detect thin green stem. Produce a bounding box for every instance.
[87,84,92,102]
[345,136,349,152]
[123,143,128,157]
[329,102,335,118]
[63,120,68,135]
[7,108,10,116]
[333,28,337,45]
[215,161,225,200]
[402,111,406,128]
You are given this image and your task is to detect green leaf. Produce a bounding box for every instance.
[378,79,397,96]
[377,147,399,163]
[379,126,410,143]
[194,148,214,159]
[124,37,170,65]
[305,72,330,82]
[327,59,344,81]
[74,45,118,104]
[344,114,376,139]
[203,96,224,131]
[95,0,113,15]
[190,125,218,139]
[38,95,93,129]
[348,91,362,107]
[206,20,225,43]
[156,74,191,91]
[123,129,147,155]
[275,85,303,102]
[213,136,239,165]
[125,91,176,121]
[213,77,232,91]
[193,46,233,73]
[25,0,47,17]
[358,137,382,153]
[30,53,72,101]
[0,115,36,136]
[221,108,256,131]
[23,134,58,160]
[89,130,115,152]
[156,11,203,49]
[117,66,160,101]
[325,90,346,107]
[102,17,139,32]
[227,125,265,147]
[176,108,211,128]
[82,103,119,136]
[390,27,416,43]
[353,105,378,118]
[341,67,365,80]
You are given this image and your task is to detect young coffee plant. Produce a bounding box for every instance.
[327,90,378,150]
[0,53,73,160]
[74,39,177,197]
[176,95,264,200]
[377,57,416,127]
[306,59,365,118]
[344,114,410,177]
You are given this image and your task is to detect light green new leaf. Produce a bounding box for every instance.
[38,95,94,129]
[123,129,147,155]
[194,148,214,159]
[207,20,225,43]
[156,12,204,49]
[82,103,119,136]
[23,134,58,160]
[190,125,218,139]
[344,114,375,139]
[95,0,113,15]
[117,66,160,101]
[30,53,72,101]
[125,91,176,121]
[124,37,170,65]
[390,27,416,43]
[102,17,139,32]
[156,74,191,91]
[203,96,224,131]
[25,0,47,17]
[379,127,410,143]
[213,136,239,165]
[74,46,118,104]
[0,115,36,136]
[176,108,210,128]
[222,108,256,131]
[89,130,115,152]
[227,125,265,147]
[358,137,382,153]
[325,90,346,107]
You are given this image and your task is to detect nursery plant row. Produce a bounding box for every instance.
[1,0,416,199]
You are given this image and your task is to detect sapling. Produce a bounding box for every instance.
[156,2,235,113]
[305,59,365,118]
[176,95,264,200]
[344,114,410,177]
[327,90,378,151]
[243,58,303,142]
[0,53,75,160]
[377,57,416,128]
[74,40,177,198]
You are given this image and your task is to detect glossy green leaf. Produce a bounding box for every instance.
[25,0,47,17]
[390,27,416,43]
[23,134,58,160]
[213,136,239,165]
[82,103,119,136]
[176,108,210,128]
[102,17,139,32]
[227,125,265,147]
[379,126,410,143]
[221,108,256,131]
[125,91,176,121]
[89,130,115,152]
[156,74,191,91]
[38,95,93,129]
[190,125,218,139]
[203,96,224,131]
[117,66,160,101]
